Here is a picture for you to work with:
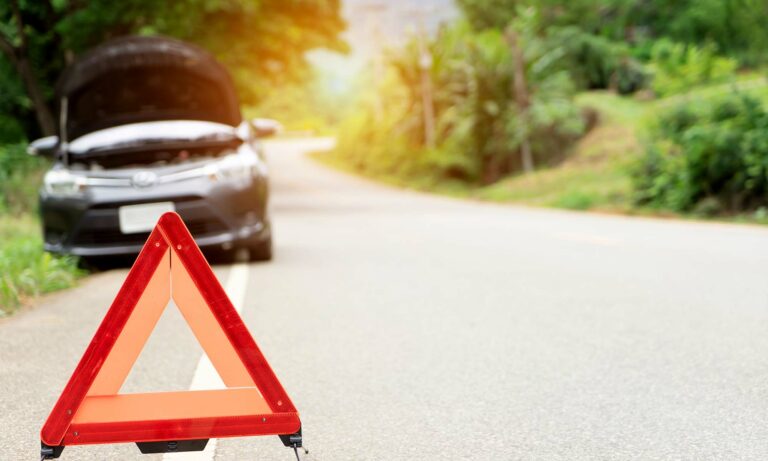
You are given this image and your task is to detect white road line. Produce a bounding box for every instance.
[163,263,250,461]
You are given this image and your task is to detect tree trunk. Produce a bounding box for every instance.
[517,125,533,174]
[417,25,436,149]
[506,28,534,174]
[0,0,57,137]
[16,55,56,136]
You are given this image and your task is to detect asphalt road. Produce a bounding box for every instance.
[2,138,768,461]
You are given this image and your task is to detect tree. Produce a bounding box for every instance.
[385,13,583,183]
[505,27,532,173]
[457,0,520,30]
[457,0,623,33]
[457,0,768,65]
[0,0,347,139]
[0,0,58,136]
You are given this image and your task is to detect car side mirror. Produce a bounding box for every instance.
[27,136,59,157]
[251,119,282,138]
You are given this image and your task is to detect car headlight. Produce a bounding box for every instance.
[205,154,253,182]
[44,170,86,197]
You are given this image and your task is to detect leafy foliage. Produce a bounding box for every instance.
[458,0,768,65]
[0,216,83,314]
[648,39,737,96]
[335,11,585,184]
[0,59,28,142]
[0,143,46,215]
[457,0,768,96]
[0,0,347,139]
[634,92,768,213]
[551,26,648,95]
[0,143,81,313]
[634,0,768,66]
[55,0,347,104]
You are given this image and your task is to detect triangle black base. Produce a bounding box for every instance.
[279,427,303,448]
[41,442,65,459]
[136,439,209,454]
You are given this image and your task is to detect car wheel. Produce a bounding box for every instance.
[247,236,272,262]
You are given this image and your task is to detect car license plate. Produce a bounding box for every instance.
[118,202,175,234]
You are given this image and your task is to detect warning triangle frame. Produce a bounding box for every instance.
[40,212,300,453]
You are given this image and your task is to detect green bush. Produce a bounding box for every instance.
[0,143,46,215]
[333,109,427,180]
[0,217,83,314]
[633,92,768,213]
[552,27,649,95]
[0,143,83,314]
[375,15,585,184]
[649,39,737,97]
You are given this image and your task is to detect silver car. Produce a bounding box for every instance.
[28,36,276,261]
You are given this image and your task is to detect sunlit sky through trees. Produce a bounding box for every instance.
[309,0,458,95]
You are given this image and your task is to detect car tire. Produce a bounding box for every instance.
[247,236,272,262]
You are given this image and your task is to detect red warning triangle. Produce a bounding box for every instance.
[40,212,300,449]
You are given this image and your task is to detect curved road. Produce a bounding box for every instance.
[2,139,768,460]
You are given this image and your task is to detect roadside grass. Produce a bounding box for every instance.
[317,74,768,225]
[0,144,84,316]
[653,73,768,109]
[0,215,84,317]
[315,90,641,212]
[475,160,633,211]
[473,93,641,212]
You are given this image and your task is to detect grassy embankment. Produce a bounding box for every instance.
[316,75,768,224]
[0,144,83,316]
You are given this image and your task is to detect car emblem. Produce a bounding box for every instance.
[131,171,158,188]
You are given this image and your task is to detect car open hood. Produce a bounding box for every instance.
[68,121,239,155]
[57,35,242,141]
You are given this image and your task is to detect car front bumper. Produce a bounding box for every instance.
[44,220,269,257]
[41,176,269,257]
